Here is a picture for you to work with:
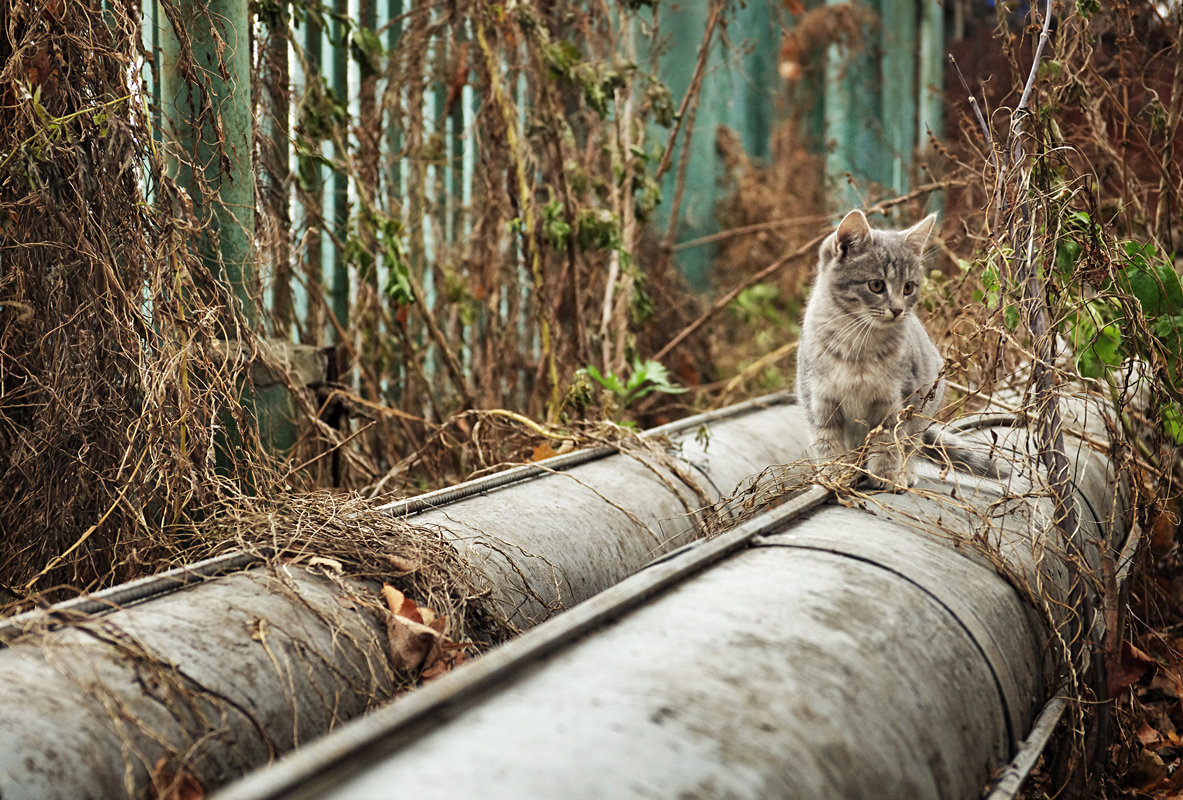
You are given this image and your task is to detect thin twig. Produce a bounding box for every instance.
[653,182,953,363]
[653,0,725,184]
[672,215,832,252]
[948,54,997,171]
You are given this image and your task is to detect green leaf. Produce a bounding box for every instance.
[731,283,784,324]
[542,200,571,251]
[1164,404,1183,445]
[1080,320,1123,376]
[351,26,385,78]
[542,40,582,76]
[622,358,687,405]
[293,142,331,191]
[1038,59,1062,78]
[1115,249,1183,318]
[1075,346,1104,379]
[1003,303,1020,330]
[1055,238,1082,279]
[583,364,626,396]
[581,358,686,412]
[1152,315,1183,385]
[646,80,675,128]
[576,208,620,252]
[379,225,413,305]
[625,257,655,325]
[1160,265,1183,312]
[981,264,1001,310]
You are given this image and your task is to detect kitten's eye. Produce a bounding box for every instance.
[903,281,916,296]
[867,279,885,294]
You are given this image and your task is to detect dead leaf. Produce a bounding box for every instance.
[386,612,441,674]
[385,554,419,573]
[382,584,424,623]
[382,584,440,672]
[308,556,343,574]
[426,611,446,635]
[1151,507,1180,555]
[1126,750,1169,789]
[150,757,205,800]
[443,41,470,117]
[380,585,472,677]
[530,442,558,462]
[421,642,470,682]
[1108,640,1157,699]
[1137,719,1164,746]
[1151,667,1183,700]
[381,583,402,613]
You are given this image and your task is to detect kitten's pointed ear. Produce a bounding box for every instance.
[903,213,938,253]
[833,209,871,257]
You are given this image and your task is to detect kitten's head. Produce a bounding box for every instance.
[816,209,936,326]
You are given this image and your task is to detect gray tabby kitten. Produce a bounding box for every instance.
[796,209,999,488]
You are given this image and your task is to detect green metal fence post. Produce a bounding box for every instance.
[159,0,326,461]
[880,0,918,194]
[824,0,888,208]
[651,2,782,290]
[159,0,257,327]
[262,3,294,335]
[302,8,327,345]
[331,0,351,339]
[918,0,944,153]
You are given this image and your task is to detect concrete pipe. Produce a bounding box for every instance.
[211,395,1129,800]
[0,394,811,799]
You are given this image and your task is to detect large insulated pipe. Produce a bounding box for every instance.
[395,394,813,627]
[0,394,810,800]
[213,395,1129,800]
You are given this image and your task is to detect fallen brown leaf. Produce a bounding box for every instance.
[385,554,419,573]
[380,585,471,678]
[530,442,558,462]
[308,556,343,573]
[421,642,470,682]
[1150,503,1180,556]
[1138,719,1164,746]
[1109,640,1157,699]
[386,611,441,674]
[1126,750,1169,789]
[382,584,424,624]
[1151,668,1183,700]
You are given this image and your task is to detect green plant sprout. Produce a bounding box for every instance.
[579,357,688,412]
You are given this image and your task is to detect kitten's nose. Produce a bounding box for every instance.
[890,307,903,319]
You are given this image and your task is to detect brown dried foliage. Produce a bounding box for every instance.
[0,0,731,610]
[0,0,276,601]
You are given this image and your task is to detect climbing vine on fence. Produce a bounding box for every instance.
[0,0,736,603]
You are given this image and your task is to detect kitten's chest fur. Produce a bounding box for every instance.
[799,309,929,441]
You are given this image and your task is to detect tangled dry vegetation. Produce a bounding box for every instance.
[0,0,731,609]
[682,1,1183,795]
[1,0,1183,795]
[935,11,1183,795]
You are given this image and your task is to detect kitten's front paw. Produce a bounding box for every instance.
[865,453,913,492]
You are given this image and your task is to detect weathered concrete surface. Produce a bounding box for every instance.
[0,568,389,800]
[210,396,1126,800]
[0,395,811,799]
[401,395,812,626]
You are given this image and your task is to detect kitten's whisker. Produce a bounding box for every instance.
[832,319,870,351]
